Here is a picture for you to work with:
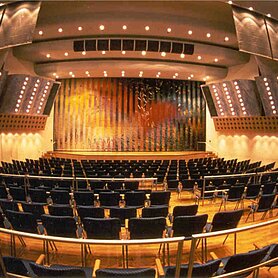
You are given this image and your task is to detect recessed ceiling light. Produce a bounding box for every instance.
[46,54,51,58]
[203,77,207,81]
[197,55,202,60]
[156,74,160,78]
[145,26,150,31]
[249,7,253,11]
[82,51,86,55]
[122,51,126,55]
[69,71,73,75]
[38,30,43,36]
[104,73,108,77]
[85,71,89,74]
[122,70,125,74]
[58,28,63,33]
[56,75,59,79]
[188,77,191,80]
[122,25,127,30]
[188,30,193,35]
[206,33,211,38]
[78,26,83,31]
[122,73,125,77]
[161,52,166,57]
[267,13,271,17]
[72,74,75,78]
[142,51,146,56]
[102,51,106,55]
[228,1,233,4]
[224,36,229,42]
[214,58,219,62]
[167,27,171,33]
[173,75,176,79]
[140,71,143,74]
[64,52,69,56]
[99,25,105,31]
[180,53,185,58]
[52,73,56,76]
[190,74,194,77]
[157,72,161,75]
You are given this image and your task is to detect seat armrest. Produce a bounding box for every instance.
[35,254,45,265]
[155,258,165,278]
[93,259,101,278]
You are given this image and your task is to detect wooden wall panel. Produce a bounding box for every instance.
[54,78,206,151]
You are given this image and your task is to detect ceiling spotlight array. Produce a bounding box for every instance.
[213,85,224,116]
[233,81,247,115]
[264,77,276,114]
[15,77,29,113]
[223,82,236,116]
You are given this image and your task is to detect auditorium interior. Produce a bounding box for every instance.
[0,1,277,277]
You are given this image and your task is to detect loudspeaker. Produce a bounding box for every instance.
[160,41,171,52]
[171,42,183,54]
[201,85,218,117]
[85,40,96,51]
[43,82,61,115]
[73,40,84,52]
[123,40,134,51]
[135,40,147,51]
[147,40,159,52]
[110,39,121,50]
[97,39,109,51]
[184,44,194,55]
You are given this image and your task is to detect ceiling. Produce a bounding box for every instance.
[8,1,278,81]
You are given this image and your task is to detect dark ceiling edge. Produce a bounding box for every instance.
[35,57,227,69]
[33,34,239,51]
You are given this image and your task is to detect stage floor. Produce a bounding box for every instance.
[45,151,216,161]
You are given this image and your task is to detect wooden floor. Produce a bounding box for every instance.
[1,191,278,277]
[45,151,216,161]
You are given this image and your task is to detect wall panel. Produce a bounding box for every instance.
[54,78,205,151]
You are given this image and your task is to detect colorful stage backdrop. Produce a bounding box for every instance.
[54,78,205,151]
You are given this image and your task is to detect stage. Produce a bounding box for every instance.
[44,151,216,161]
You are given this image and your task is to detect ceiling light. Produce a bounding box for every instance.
[161,52,166,57]
[263,77,268,81]
[139,71,143,74]
[38,30,43,36]
[85,71,89,75]
[203,78,207,81]
[190,74,194,78]
[71,74,75,78]
[188,77,191,80]
[267,14,271,17]
[224,36,229,42]
[197,55,202,60]
[249,7,253,11]
[157,72,161,75]
[69,71,73,75]
[64,52,69,56]
[122,25,127,30]
[46,54,51,58]
[58,28,63,33]
[122,73,125,77]
[173,75,176,79]
[206,33,211,38]
[142,51,146,56]
[214,58,218,62]
[188,30,193,35]
[145,26,150,31]
[56,76,59,79]
[78,26,83,31]
[167,27,172,33]
[228,1,233,4]
[122,51,126,55]
[121,70,125,74]
[82,51,86,55]
[104,73,108,77]
[99,25,105,31]
[102,51,106,55]
[175,73,178,76]
[180,53,185,58]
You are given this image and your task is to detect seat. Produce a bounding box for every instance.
[124,181,139,191]
[28,188,48,203]
[141,205,169,218]
[124,191,145,207]
[160,258,221,278]
[128,217,166,239]
[261,182,276,195]
[83,217,121,239]
[50,189,71,204]
[245,183,261,200]
[0,186,8,199]
[109,207,137,226]
[0,199,19,213]
[77,206,105,221]
[215,245,270,277]
[9,186,26,202]
[167,179,179,190]
[21,202,46,221]
[171,204,198,221]
[149,191,171,206]
[95,267,155,278]
[246,193,276,222]
[99,192,120,207]
[261,243,278,270]
[41,214,80,238]
[48,204,74,216]
[219,185,245,211]
[74,191,94,206]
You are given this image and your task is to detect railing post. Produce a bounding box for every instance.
[175,240,183,278]
[187,238,197,278]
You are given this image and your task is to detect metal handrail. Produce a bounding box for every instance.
[187,218,278,278]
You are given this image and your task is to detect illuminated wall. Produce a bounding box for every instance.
[54,78,205,151]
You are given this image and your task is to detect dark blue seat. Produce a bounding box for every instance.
[74,191,94,206]
[48,204,74,216]
[141,205,169,218]
[77,206,105,221]
[124,191,145,207]
[96,267,155,278]
[21,202,46,221]
[109,207,137,226]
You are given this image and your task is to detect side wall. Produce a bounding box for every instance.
[206,56,278,166]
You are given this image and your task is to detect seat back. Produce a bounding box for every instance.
[262,182,276,194]
[141,205,169,218]
[21,202,46,220]
[245,184,261,199]
[0,200,19,213]
[172,214,208,239]
[96,267,156,278]
[172,205,198,218]
[165,259,221,278]
[50,190,70,204]
[227,186,245,200]
[9,187,26,202]
[129,217,166,239]
[99,192,120,207]
[48,204,74,216]
[125,192,145,207]
[110,207,137,225]
[3,256,31,276]
[0,186,8,199]
[150,191,171,206]
[223,246,270,274]
[257,194,276,211]
[28,188,48,203]
[5,210,38,233]
[77,206,105,221]
[74,191,94,206]
[83,217,121,239]
[41,214,77,238]
[211,210,243,232]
